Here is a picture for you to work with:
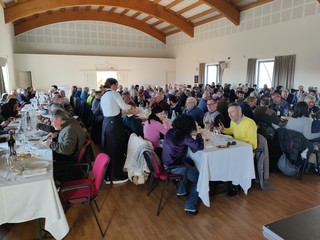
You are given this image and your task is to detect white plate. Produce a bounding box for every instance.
[25,161,49,170]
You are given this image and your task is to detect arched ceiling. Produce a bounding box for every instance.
[1,0,274,44]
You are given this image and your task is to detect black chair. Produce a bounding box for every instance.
[254,134,269,189]
[276,128,314,180]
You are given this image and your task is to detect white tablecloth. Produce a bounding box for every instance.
[188,133,255,207]
[0,139,69,239]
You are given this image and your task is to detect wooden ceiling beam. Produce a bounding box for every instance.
[4,0,194,37]
[130,11,141,19]
[109,6,116,13]
[202,0,240,25]
[176,1,203,15]
[97,6,104,12]
[0,0,5,8]
[187,8,216,21]
[142,15,153,22]
[120,9,129,16]
[165,0,183,9]
[14,9,167,43]
[150,19,162,27]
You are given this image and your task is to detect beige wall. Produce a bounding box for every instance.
[14,54,175,92]
[0,7,16,90]
[167,1,320,88]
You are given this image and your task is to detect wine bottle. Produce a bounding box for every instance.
[8,130,16,156]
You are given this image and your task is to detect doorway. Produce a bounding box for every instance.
[18,71,32,89]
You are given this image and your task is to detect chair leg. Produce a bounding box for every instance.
[147,174,154,196]
[94,199,100,212]
[35,219,51,240]
[90,203,105,237]
[157,178,168,216]
[299,159,308,180]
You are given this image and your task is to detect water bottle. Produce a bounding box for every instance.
[26,112,31,130]
[8,130,16,156]
[17,123,26,145]
[171,110,176,121]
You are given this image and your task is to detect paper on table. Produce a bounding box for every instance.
[22,168,47,178]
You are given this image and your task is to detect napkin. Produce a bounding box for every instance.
[22,168,47,178]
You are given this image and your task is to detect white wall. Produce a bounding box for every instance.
[14,54,175,91]
[0,7,16,89]
[168,0,320,89]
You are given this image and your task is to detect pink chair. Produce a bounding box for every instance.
[59,153,110,237]
[143,150,184,216]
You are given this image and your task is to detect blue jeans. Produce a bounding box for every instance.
[170,163,199,211]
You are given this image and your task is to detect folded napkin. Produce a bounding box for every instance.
[22,168,47,178]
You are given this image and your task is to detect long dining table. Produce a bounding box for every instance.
[0,123,69,239]
[188,131,256,207]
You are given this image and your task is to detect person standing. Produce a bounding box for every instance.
[100,78,134,184]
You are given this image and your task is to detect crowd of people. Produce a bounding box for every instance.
[1,80,320,215]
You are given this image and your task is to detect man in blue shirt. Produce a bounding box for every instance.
[183,97,204,128]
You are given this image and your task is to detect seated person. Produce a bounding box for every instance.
[220,103,257,150]
[286,102,320,143]
[1,98,20,120]
[270,93,289,117]
[304,95,319,116]
[123,102,144,137]
[150,92,170,111]
[254,97,285,129]
[167,94,182,119]
[44,109,87,162]
[240,96,257,120]
[162,114,204,215]
[44,109,87,185]
[17,89,31,105]
[203,98,224,130]
[183,97,204,128]
[219,103,257,195]
[0,118,13,142]
[143,105,170,152]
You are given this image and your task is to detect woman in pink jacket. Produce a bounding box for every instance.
[144,105,171,156]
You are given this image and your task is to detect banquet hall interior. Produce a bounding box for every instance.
[1,0,320,239]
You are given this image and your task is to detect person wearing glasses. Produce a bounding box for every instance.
[203,98,224,131]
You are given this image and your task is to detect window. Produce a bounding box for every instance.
[1,64,10,93]
[256,59,274,88]
[96,71,117,88]
[205,64,218,85]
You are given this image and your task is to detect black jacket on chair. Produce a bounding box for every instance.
[276,128,314,167]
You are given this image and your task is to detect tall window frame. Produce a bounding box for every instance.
[256,59,274,88]
[205,64,218,85]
